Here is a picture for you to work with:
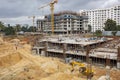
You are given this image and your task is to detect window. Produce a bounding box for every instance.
[64,28,67,30]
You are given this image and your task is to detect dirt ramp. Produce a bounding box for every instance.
[0,53,22,68]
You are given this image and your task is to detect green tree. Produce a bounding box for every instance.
[95,30,102,37]
[0,21,5,32]
[21,26,28,32]
[28,26,37,32]
[4,26,16,35]
[112,31,117,36]
[104,19,117,31]
[117,25,120,31]
[15,24,21,32]
[28,26,33,32]
[88,25,92,32]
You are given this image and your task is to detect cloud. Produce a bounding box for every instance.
[101,0,120,8]
[0,16,44,26]
[0,0,119,25]
[0,16,30,25]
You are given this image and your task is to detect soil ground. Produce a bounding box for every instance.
[0,36,120,80]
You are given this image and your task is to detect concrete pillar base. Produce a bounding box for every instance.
[117,62,120,69]
[37,48,39,55]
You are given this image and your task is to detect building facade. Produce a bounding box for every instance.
[81,5,120,32]
[37,19,45,32]
[32,36,120,68]
[37,11,88,34]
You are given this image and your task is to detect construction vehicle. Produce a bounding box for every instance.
[70,60,94,78]
[38,0,58,35]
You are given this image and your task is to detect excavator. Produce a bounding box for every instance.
[70,60,94,78]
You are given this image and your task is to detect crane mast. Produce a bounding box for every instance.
[39,0,58,35]
[50,3,54,35]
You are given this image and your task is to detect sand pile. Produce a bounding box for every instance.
[40,72,85,80]
[10,39,20,42]
[40,61,58,73]
[0,37,4,44]
[0,41,22,68]
[0,53,22,68]
[23,44,31,50]
[93,66,120,80]
[10,39,20,46]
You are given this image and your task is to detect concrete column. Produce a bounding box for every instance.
[63,43,67,60]
[86,45,90,63]
[117,60,120,69]
[117,47,120,69]
[37,48,39,55]
[106,55,110,67]
[106,66,110,80]
[41,50,45,56]
[44,41,48,56]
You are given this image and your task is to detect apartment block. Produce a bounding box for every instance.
[81,5,120,32]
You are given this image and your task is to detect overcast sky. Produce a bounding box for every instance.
[0,0,120,26]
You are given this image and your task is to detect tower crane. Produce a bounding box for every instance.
[28,16,35,32]
[38,0,58,35]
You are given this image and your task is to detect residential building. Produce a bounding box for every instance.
[81,5,120,32]
[37,11,88,34]
[37,19,45,32]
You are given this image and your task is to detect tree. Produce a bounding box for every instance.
[88,25,92,32]
[4,26,16,35]
[112,31,117,36]
[21,26,28,32]
[0,21,5,32]
[15,24,21,32]
[95,30,102,37]
[104,19,117,31]
[28,26,37,32]
[117,25,120,31]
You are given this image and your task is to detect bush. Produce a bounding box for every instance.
[95,30,102,37]
[112,31,117,36]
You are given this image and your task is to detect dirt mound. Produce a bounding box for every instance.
[40,61,58,73]
[0,37,4,44]
[0,53,22,68]
[10,39,20,42]
[10,39,20,45]
[40,72,85,80]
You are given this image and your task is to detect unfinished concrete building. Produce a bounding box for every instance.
[32,36,120,69]
[37,11,88,34]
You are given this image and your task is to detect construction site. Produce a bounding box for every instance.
[0,0,120,80]
[0,35,120,80]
